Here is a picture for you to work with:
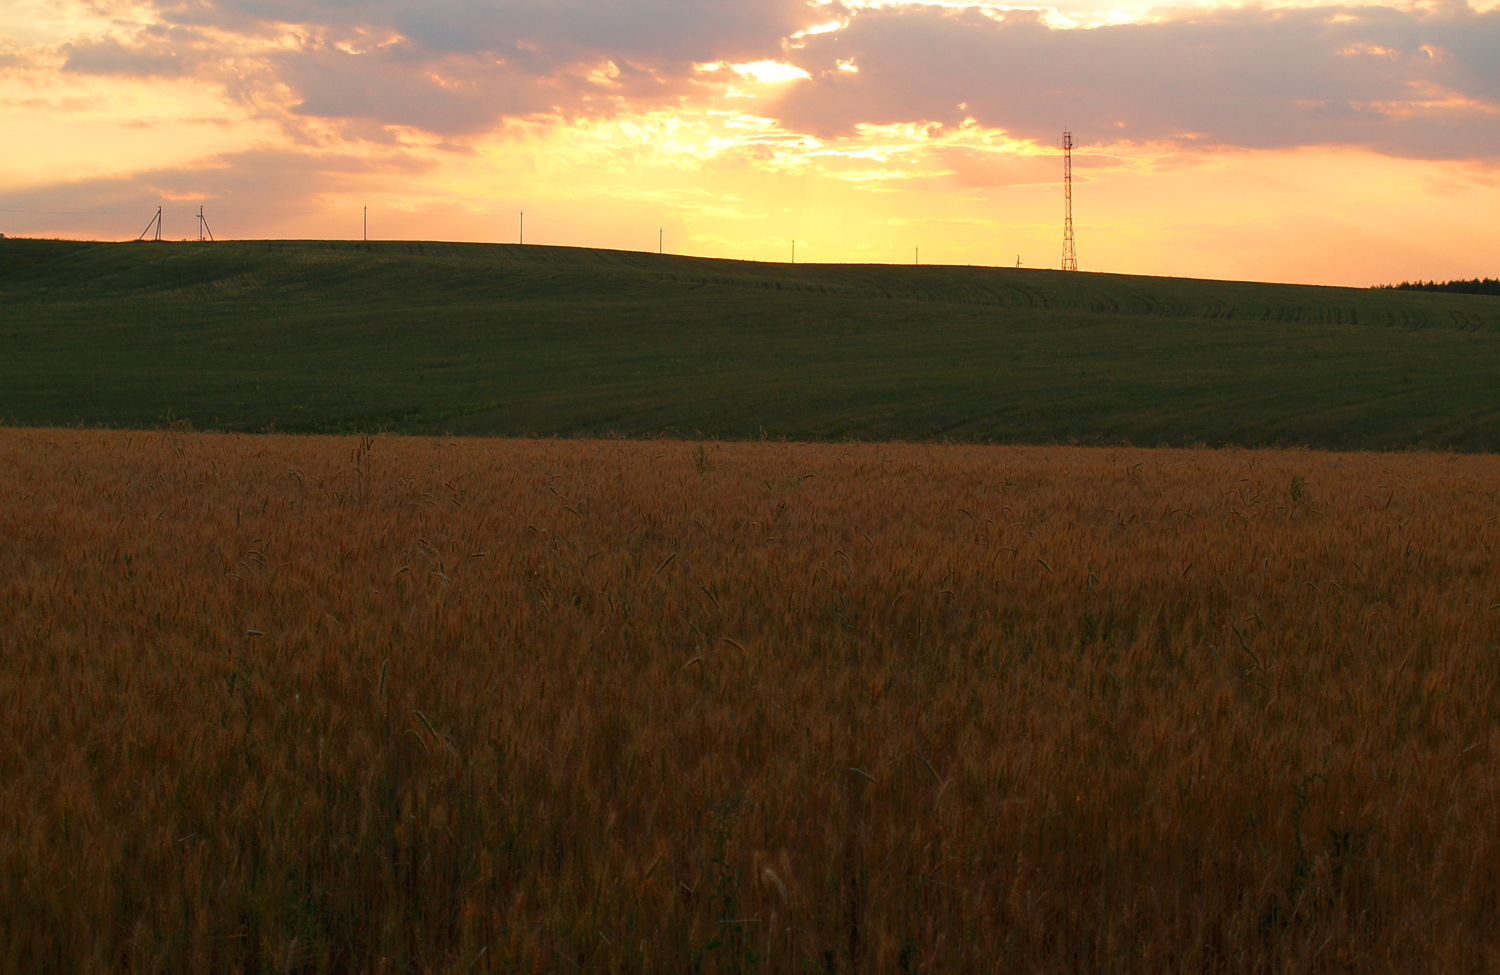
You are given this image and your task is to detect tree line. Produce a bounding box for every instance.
[1375,278,1500,296]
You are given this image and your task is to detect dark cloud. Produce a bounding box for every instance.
[270,46,542,135]
[777,3,1500,159]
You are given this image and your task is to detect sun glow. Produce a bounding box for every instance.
[0,0,1497,285]
[695,59,813,84]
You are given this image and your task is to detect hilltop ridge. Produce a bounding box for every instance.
[5,236,1494,328]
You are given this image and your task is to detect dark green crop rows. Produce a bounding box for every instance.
[4,236,1500,448]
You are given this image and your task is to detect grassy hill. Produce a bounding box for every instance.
[4,236,1500,448]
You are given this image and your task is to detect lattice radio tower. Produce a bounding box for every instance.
[1061,130,1078,271]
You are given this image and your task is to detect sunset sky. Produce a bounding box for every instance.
[2,0,1497,285]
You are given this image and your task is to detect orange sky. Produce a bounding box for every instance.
[2,0,1498,286]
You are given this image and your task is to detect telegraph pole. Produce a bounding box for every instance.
[659,228,663,254]
[791,239,796,264]
[363,206,368,242]
[915,247,919,266]
[137,207,162,242]
[519,212,524,245]
[1061,130,1078,271]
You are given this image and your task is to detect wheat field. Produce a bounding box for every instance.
[3,427,1500,973]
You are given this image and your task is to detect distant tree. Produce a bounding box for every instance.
[1375,278,1500,296]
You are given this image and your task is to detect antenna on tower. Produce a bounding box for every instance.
[137,206,162,242]
[1061,130,1078,271]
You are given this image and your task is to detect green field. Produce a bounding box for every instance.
[4,236,1500,448]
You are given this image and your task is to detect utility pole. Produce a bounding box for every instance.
[519,212,524,245]
[137,207,162,242]
[363,206,368,242]
[1061,130,1078,271]
[915,247,919,266]
[659,228,663,254]
[791,239,796,264]
[1016,255,1022,268]
[197,205,215,242]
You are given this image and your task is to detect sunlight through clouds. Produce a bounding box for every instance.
[2,0,1499,284]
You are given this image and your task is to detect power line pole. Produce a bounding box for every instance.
[197,205,215,242]
[364,206,368,242]
[519,212,524,245]
[1061,130,1078,271]
[137,207,162,242]
[658,228,663,254]
[791,239,796,264]
[915,247,919,266]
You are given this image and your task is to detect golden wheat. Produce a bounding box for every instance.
[3,428,1500,972]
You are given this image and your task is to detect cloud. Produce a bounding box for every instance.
[776,2,1500,160]
[0,145,438,239]
[43,0,829,137]
[268,45,546,135]
[165,0,824,66]
[21,0,1500,162]
[62,35,192,77]
[929,144,1065,187]
[0,37,55,75]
